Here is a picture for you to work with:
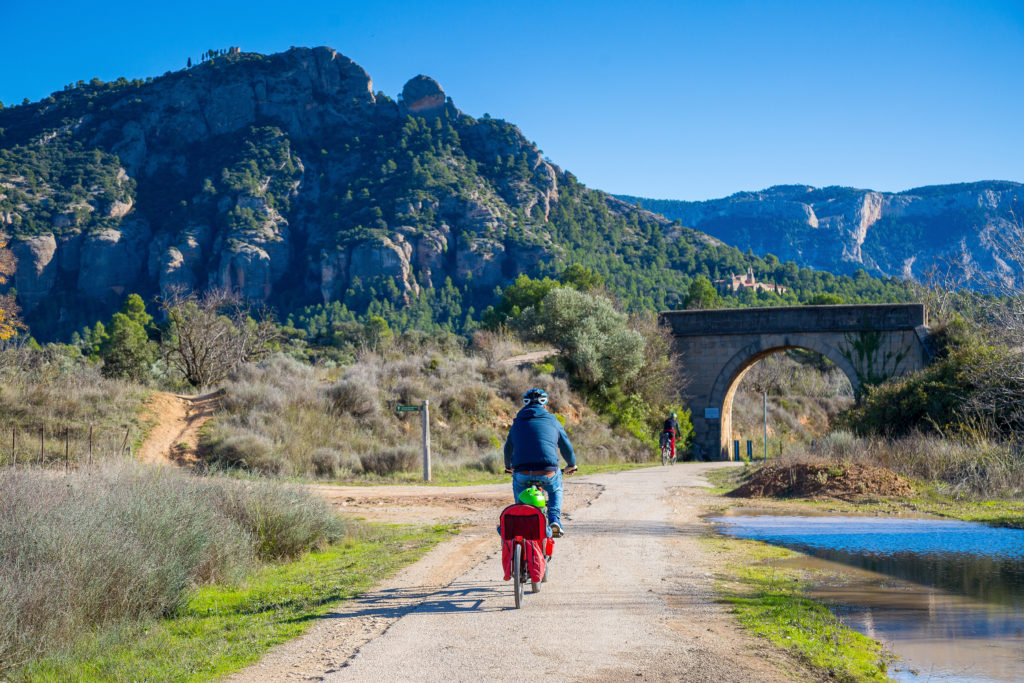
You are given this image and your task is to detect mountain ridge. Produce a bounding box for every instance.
[617,180,1022,282]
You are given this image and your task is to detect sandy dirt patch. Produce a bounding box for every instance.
[137,391,221,466]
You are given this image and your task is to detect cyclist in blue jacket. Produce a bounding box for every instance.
[503,388,577,537]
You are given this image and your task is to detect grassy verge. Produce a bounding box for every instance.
[703,462,750,494]
[703,533,890,682]
[759,490,1024,528]
[18,524,454,682]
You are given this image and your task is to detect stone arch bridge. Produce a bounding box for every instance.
[660,304,933,461]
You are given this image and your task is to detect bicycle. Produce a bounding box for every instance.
[659,431,676,466]
[499,468,576,608]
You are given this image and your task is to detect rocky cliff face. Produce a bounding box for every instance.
[0,46,602,337]
[619,182,1022,284]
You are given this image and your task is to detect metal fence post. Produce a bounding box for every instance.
[422,399,431,482]
[762,392,768,461]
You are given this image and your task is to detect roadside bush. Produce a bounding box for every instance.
[310,447,344,478]
[328,375,380,417]
[794,431,1024,499]
[477,450,505,473]
[213,480,347,559]
[203,427,282,474]
[360,446,419,476]
[0,463,348,672]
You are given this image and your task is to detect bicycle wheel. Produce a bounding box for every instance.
[661,445,670,466]
[513,543,524,608]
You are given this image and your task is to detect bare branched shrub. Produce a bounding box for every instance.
[160,287,279,388]
[472,328,526,367]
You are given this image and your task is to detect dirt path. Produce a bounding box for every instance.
[495,348,557,368]
[229,463,816,682]
[137,391,221,466]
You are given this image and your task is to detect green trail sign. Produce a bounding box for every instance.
[395,405,422,412]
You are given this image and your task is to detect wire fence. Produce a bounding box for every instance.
[0,423,136,469]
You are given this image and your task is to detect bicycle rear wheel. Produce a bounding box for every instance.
[513,544,524,608]
[661,445,670,466]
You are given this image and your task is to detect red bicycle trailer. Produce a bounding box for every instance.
[499,503,554,608]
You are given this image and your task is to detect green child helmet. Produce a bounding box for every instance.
[518,486,547,508]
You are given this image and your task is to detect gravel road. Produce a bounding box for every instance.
[230,463,812,682]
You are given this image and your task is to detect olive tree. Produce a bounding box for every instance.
[530,287,645,394]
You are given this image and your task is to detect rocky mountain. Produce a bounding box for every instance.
[618,183,1022,285]
[0,47,913,339]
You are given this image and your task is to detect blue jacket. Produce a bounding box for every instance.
[503,404,577,472]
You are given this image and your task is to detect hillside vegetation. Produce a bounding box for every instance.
[0,47,914,342]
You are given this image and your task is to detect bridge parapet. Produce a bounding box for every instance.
[662,304,926,336]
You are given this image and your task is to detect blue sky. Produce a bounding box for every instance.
[2,0,1021,200]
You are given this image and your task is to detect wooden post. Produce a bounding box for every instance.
[11,426,15,466]
[39,426,44,466]
[120,428,130,458]
[65,427,70,470]
[89,424,94,466]
[421,399,431,482]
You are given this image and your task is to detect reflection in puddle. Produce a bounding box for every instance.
[712,513,1024,682]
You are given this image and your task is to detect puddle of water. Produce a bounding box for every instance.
[711,512,1024,682]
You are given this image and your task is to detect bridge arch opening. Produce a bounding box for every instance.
[712,341,860,460]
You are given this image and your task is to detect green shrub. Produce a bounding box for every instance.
[213,480,347,560]
[529,287,645,394]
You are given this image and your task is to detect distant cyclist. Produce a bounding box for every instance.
[503,388,577,537]
[660,412,680,462]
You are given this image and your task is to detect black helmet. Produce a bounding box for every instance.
[522,388,549,406]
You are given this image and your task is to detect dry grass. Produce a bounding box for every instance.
[0,462,348,672]
[202,349,646,479]
[0,345,150,465]
[795,430,1024,499]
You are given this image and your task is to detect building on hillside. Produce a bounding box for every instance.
[714,267,788,294]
